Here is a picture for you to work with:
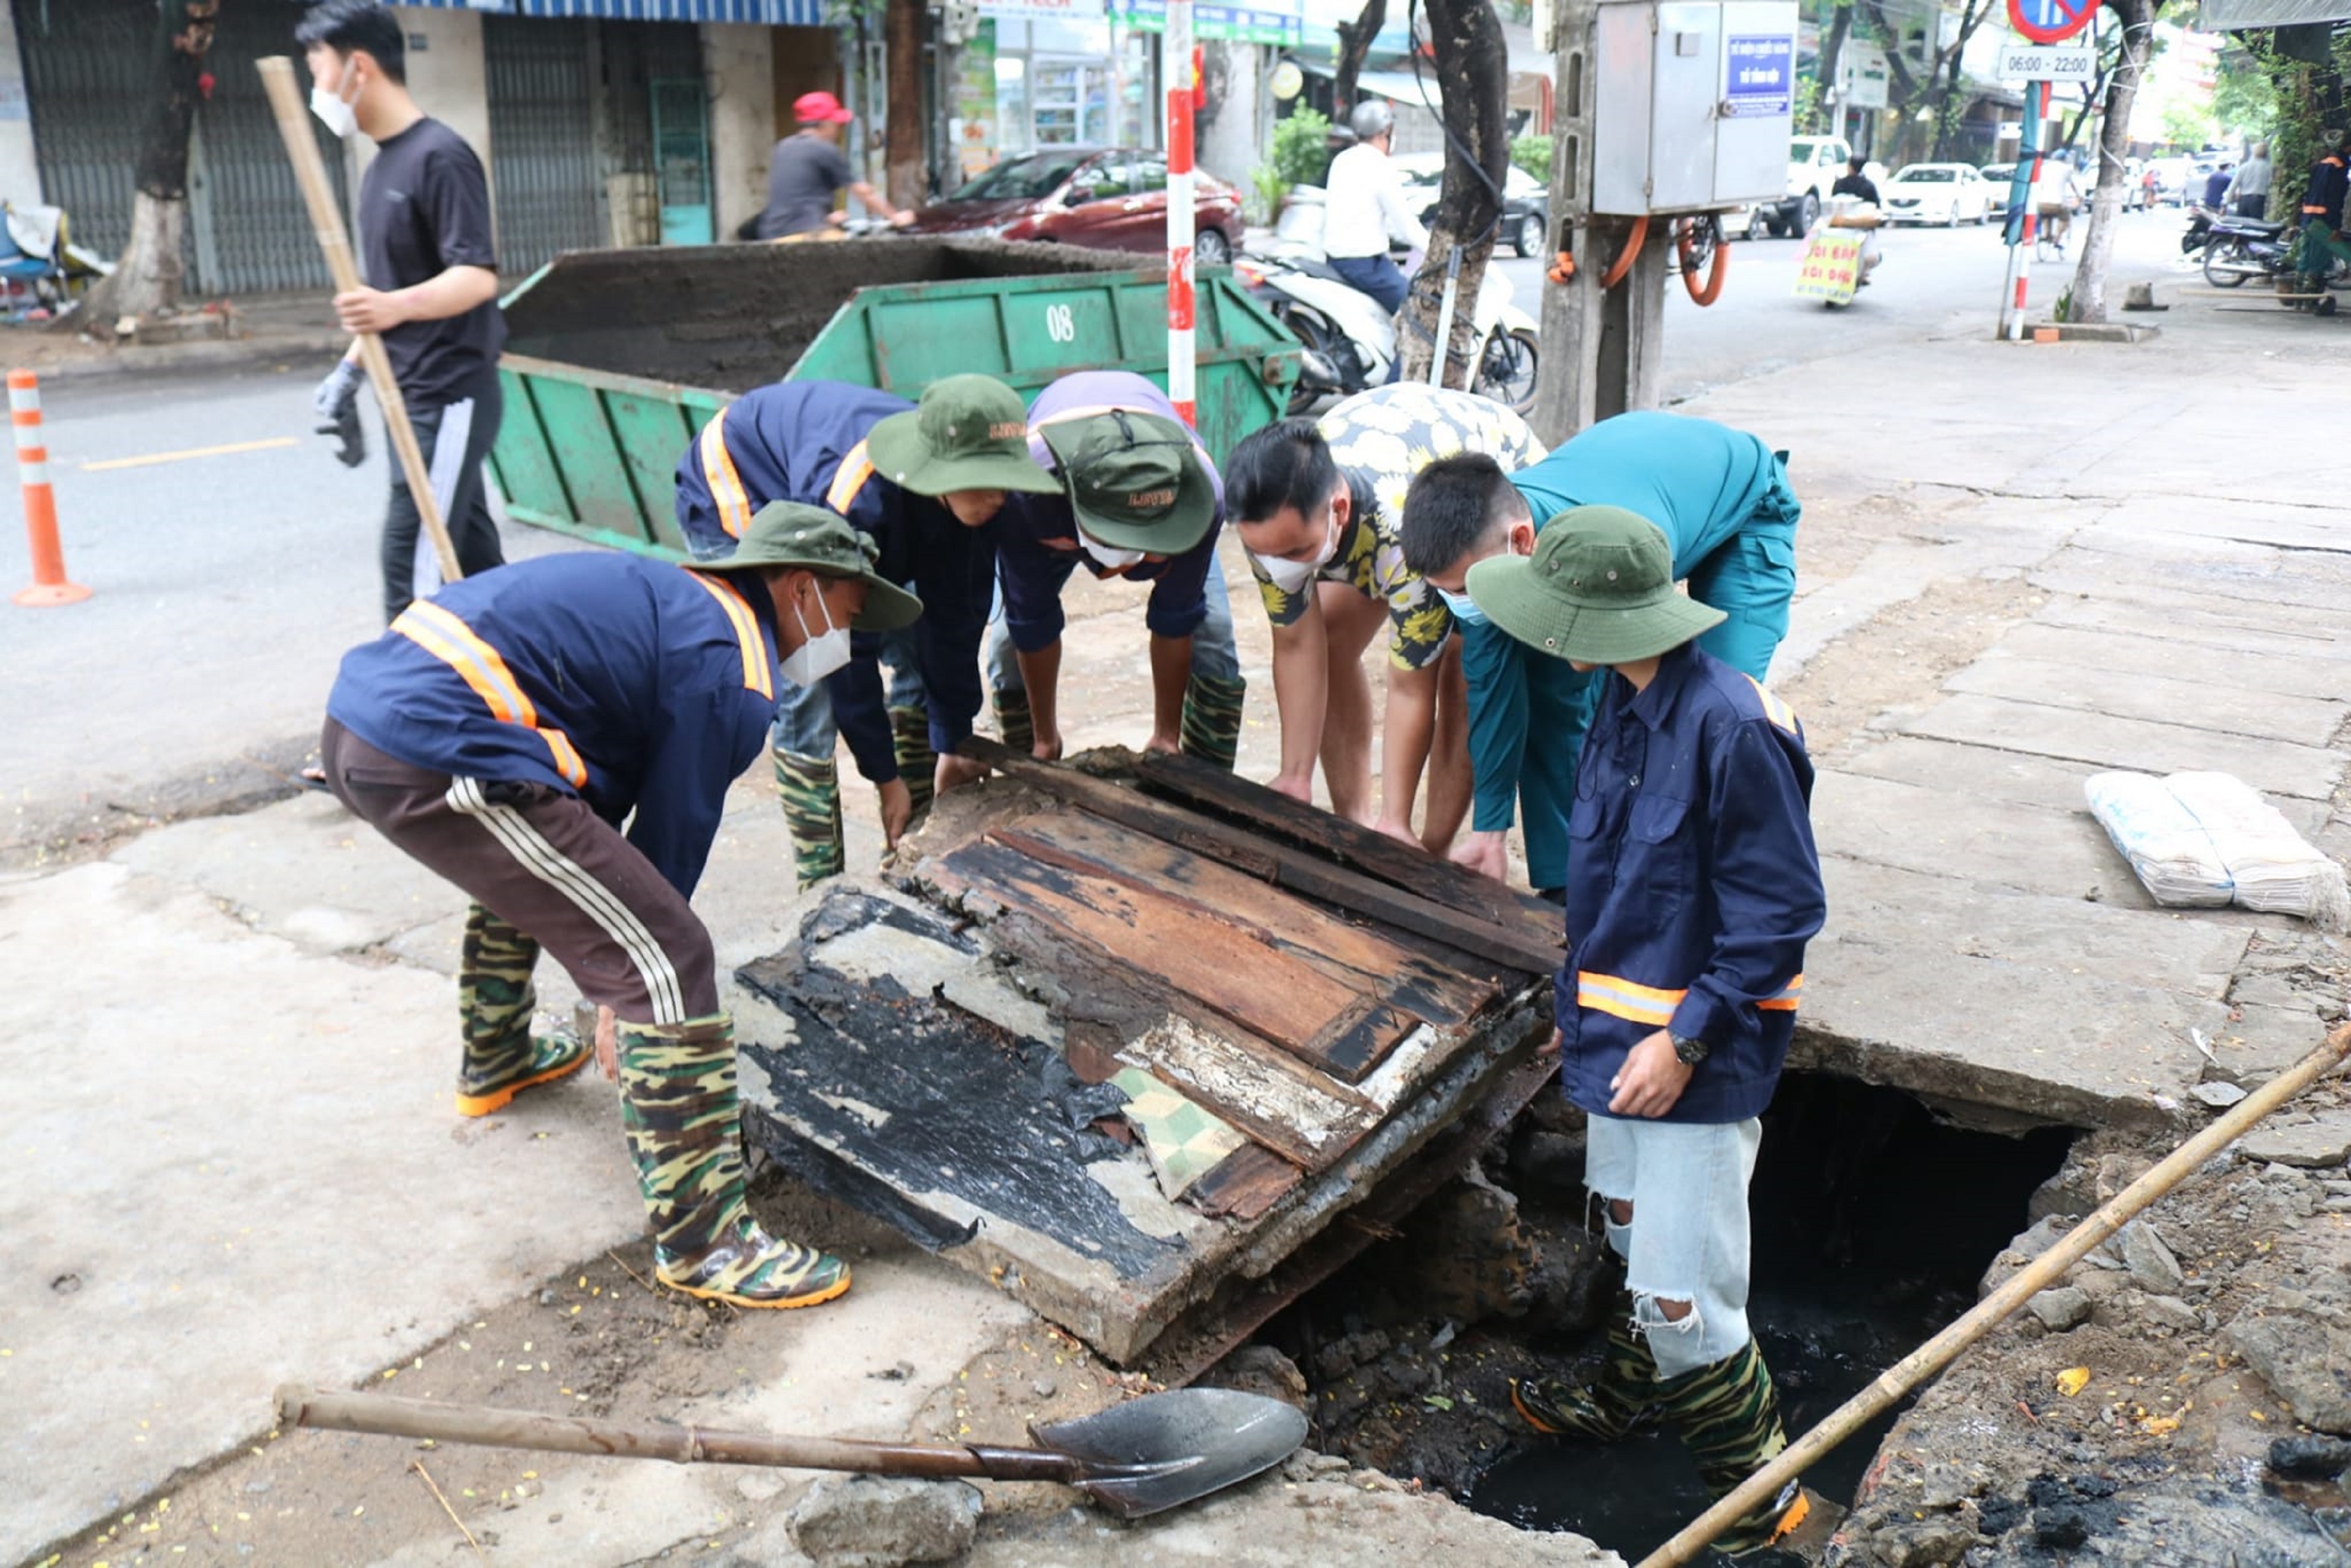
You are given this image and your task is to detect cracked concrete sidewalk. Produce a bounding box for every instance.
[7,276,2350,1565]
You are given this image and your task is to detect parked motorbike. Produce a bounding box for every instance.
[1240,197,1540,414]
[2199,214,2313,292]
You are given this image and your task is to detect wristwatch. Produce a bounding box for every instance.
[1670,1032,1710,1066]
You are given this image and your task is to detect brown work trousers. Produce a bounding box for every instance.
[320,718,719,1025]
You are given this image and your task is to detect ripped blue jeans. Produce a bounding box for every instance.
[1583,1113,1763,1379]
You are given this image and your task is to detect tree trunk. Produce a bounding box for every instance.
[1397,0,1508,385]
[2067,0,2156,323]
[1334,0,1387,113]
[884,0,927,208]
[1814,4,1853,135]
[79,0,216,329]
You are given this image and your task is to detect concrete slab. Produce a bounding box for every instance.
[1812,770,2156,908]
[1995,623,2351,702]
[1834,737,2335,839]
[2034,547,2351,619]
[0,862,645,1565]
[1797,937,2227,1129]
[1901,695,2346,802]
[2031,594,2351,666]
[2071,494,2351,555]
[108,790,456,955]
[1943,655,2348,747]
[1817,856,2249,999]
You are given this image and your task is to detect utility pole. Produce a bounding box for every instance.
[1529,0,1668,444]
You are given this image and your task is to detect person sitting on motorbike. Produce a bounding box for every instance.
[1323,99,1428,330]
[1830,156,1879,208]
[2293,130,2351,306]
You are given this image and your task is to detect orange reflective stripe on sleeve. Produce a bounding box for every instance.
[1576,971,1689,1027]
[392,601,589,788]
[684,570,775,699]
[1742,674,1800,735]
[1757,973,1804,1012]
[825,441,879,515]
[698,408,755,541]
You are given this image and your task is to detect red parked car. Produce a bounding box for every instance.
[902,148,1242,262]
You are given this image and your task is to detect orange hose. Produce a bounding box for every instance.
[1599,215,1648,289]
[1677,219,1729,306]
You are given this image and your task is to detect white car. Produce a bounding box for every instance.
[1881,163,1995,226]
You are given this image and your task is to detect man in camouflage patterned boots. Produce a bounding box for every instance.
[986,370,1245,768]
[321,503,921,1308]
[675,375,1056,887]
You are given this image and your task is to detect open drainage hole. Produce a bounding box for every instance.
[1249,1070,2074,1560]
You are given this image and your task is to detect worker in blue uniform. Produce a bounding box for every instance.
[1397,411,1800,894]
[674,374,1058,887]
[319,503,921,1311]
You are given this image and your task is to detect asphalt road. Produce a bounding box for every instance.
[0,207,2196,846]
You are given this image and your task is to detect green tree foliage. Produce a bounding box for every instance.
[1510,132,1553,184]
[1252,107,1334,222]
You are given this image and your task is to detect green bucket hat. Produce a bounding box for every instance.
[1040,409,1218,554]
[865,375,1061,498]
[1464,505,1725,665]
[707,500,924,632]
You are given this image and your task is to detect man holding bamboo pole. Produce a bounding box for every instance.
[298,0,507,622]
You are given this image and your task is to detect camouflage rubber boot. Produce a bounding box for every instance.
[1655,1338,1804,1555]
[616,1014,852,1310]
[1179,672,1248,772]
[1509,1289,1659,1442]
[772,743,844,890]
[454,903,589,1118]
[991,687,1036,756]
[887,705,936,820]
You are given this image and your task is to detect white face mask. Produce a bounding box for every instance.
[1076,531,1145,573]
[310,63,360,140]
[779,588,853,687]
[1434,584,1489,626]
[1251,503,1343,594]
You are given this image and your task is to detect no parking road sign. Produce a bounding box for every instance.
[2008,0,2095,45]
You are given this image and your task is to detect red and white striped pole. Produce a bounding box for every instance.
[1164,0,1196,428]
[2007,80,2052,342]
[10,369,88,607]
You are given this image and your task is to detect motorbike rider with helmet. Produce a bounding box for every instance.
[1323,99,1429,347]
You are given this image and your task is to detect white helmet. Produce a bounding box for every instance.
[1348,99,1395,142]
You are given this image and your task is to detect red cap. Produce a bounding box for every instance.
[794,90,855,126]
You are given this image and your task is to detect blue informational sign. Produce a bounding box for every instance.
[1724,35,1795,118]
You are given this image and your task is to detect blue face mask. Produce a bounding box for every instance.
[1435,584,1489,626]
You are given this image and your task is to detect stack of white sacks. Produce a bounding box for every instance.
[2085,771,2348,933]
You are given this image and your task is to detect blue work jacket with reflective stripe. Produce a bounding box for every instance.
[1471,410,1795,838]
[672,380,991,783]
[325,552,779,899]
[1554,643,1825,1126]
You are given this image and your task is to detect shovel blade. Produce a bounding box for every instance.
[1033,1388,1308,1520]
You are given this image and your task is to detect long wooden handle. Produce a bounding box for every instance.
[254,56,463,588]
[1640,1020,2351,1568]
[275,1385,1081,1482]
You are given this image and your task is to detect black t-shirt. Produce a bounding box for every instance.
[359,117,505,406]
[1831,172,1880,205]
[758,132,852,239]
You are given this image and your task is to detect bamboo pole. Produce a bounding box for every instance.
[254,57,462,586]
[1640,1021,2351,1568]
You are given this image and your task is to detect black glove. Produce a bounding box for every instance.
[313,358,366,469]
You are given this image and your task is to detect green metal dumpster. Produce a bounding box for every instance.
[488,238,1301,560]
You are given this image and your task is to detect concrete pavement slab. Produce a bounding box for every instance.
[2033,547,2351,618]
[1812,771,2157,908]
[1942,655,2347,747]
[0,862,645,1565]
[2067,494,2351,554]
[1995,622,2351,702]
[2030,593,2351,666]
[1817,855,2249,998]
[1901,694,2346,802]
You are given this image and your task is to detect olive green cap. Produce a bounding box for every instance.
[1040,409,1218,553]
[1464,505,1723,664]
[707,501,923,631]
[864,375,1061,497]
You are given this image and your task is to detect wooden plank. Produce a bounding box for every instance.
[1186,1144,1302,1222]
[956,739,1565,976]
[1136,749,1564,939]
[936,835,1366,1062]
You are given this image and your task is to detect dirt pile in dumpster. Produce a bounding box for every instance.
[501,238,1135,392]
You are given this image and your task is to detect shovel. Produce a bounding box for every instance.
[275,1382,1307,1520]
